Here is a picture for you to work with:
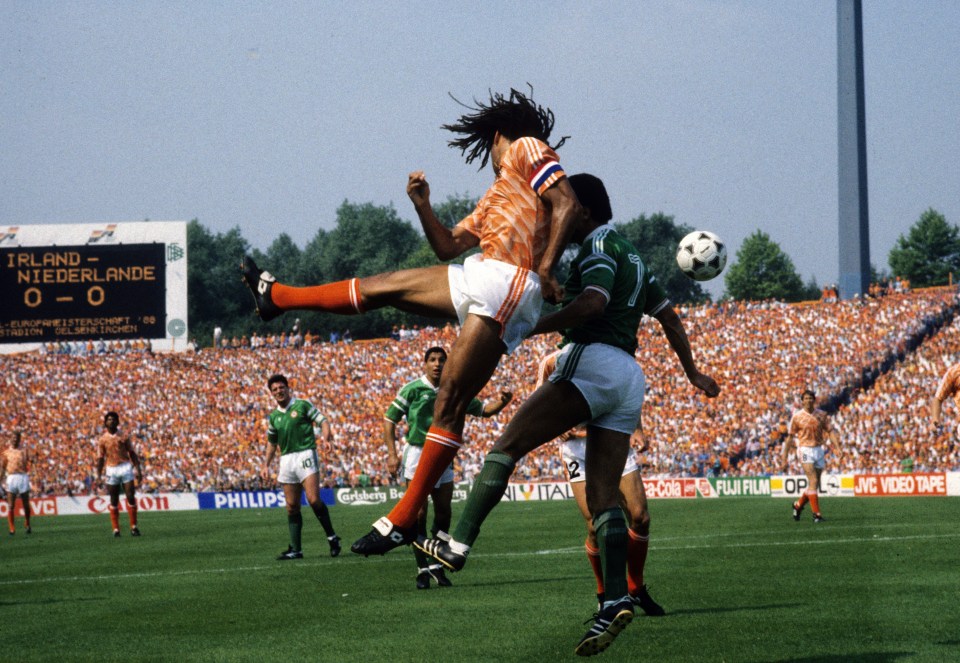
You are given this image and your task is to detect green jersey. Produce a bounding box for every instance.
[267,398,326,455]
[560,224,669,355]
[385,377,484,446]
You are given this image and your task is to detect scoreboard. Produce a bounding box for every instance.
[0,222,188,352]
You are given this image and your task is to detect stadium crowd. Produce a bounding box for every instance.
[2,288,958,496]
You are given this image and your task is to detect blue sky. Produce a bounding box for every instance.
[3,1,958,297]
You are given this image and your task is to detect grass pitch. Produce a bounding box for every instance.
[3,496,959,662]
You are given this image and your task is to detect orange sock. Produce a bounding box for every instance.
[626,529,649,595]
[585,540,605,595]
[808,490,821,515]
[128,503,138,528]
[795,493,809,509]
[109,506,120,531]
[271,279,364,314]
[387,428,461,529]
[7,512,14,533]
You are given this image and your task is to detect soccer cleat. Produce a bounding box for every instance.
[328,535,342,557]
[131,527,141,537]
[413,536,467,572]
[596,593,605,612]
[813,514,826,523]
[350,517,415,557]
[630,585,666,616]
[575,596,634,657]
[25,526,32,534]
[428,565,453,587]
[277,546,304,560]
[240,255,281,322]
[113,529,121,538]
[416,571,432,590]
[7,530,12,536]
[792,502,803,521]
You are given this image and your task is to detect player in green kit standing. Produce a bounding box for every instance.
[384,346,513,589]
[417,173,719,655]
[262,373,342,560]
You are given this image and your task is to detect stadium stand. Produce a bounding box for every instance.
[1,288,957,495]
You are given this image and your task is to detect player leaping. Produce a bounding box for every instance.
[240,88,582,555]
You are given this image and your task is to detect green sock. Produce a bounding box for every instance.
[594,508,629,601]
[288,512,303,551]
[452,451,515,547]
[310,501,335,537]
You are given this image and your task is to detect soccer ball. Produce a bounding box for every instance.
[676,230,728,281]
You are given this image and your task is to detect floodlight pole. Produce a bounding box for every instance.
[837,0,871,299]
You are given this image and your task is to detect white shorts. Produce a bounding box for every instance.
[5,473,30,495]
[798,446,826,469]
[402,444,454,486]
[104,463,135,486]
[447,254,542,354]
[277,448,320,484]
[561,438,639,484]
[549,343,645,434]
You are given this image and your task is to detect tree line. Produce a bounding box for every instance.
[187,197,958,346]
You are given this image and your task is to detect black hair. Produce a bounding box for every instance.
[104,411,119,424]
[423,346,447,362]
[567,173,613,223]
[801,389,816,400]
[267,374,289,388]
[443,86,569,170]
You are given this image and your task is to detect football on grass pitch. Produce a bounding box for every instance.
[676,230,727,281]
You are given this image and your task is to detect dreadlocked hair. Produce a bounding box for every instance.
[443,87,569,170]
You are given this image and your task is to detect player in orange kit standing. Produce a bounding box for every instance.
[96,411,144,537]
[782,390,838,523]
[930,362,960,432]
[1,429,32,535]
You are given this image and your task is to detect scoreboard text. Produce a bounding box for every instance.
[0,244,167,343]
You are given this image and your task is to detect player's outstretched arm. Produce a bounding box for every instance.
[407,171,479,260]
[781,436,794,472]
[531,290,607,337]
[383,420,400,476]
[481,390,514,417]
[653,306,720,398]
[537,178,582,304]
[929,396,943,424]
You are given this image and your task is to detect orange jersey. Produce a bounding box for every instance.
[457,137,565,271]
[2,447,28,474]
[98,432,132,466]
[935,363,960,408]
[789,408,831,447]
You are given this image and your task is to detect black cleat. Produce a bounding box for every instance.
[113,529,121,538]
[575,596,634,657]
[25,526,31,534]
[131,527,141,537]
[413,536,467,572]
[7,530,13,536]
[328,535,342,557]
[792,502,802,521]
[416,571,432,590]
[428,565,453,587]
[350,517,415,557]
[596,593,605,612]
[277,546,304,560]
[813,513,826,523]
[630,585,665,616]
[240,255,281,322]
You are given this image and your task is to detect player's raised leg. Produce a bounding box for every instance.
[351,315,506,556]
[240,257,455,321]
